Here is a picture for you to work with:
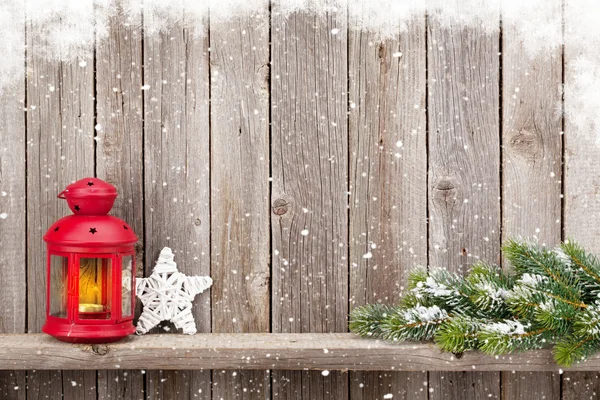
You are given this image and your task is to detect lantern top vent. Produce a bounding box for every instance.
[58,177,117,215]
[44,178,137,248]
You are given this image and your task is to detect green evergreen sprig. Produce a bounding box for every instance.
[349,238,600,367]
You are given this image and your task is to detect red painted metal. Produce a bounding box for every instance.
[42,177,138,343]
[57,177,118,215]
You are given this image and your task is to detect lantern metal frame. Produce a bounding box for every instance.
[44,250,136,327]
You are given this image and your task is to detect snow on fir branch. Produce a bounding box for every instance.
[349,238,600,367]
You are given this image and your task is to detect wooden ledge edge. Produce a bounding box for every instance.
[0,333,593,371]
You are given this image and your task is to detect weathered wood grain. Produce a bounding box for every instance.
[501,4,563,252]
[26,7,95,399]
[143,12,212,400]
[348,12,427,400]
[146,370,211,400]
[503,372,560,400]
[562,372,600,400]
[0,371,25,400]
[24,371,62,399]
[1,333,600,372]
[56,371,97,399]
[562,0,600,396]
[95,5,145,399]
[350,372,426,400]
[98,370,145,400]
[429,372,499,399]
[427,17,502,272]
[271,7,349,399]
[563,4,600,251]
[427,8,501,400]
[0,1,26,399]
[500,1,563,399]
[209,4,271,399]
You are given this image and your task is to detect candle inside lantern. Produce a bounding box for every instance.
[78,257,111,316]
[79,303,104,313]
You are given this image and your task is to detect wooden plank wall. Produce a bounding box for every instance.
[428,4,501,398]
[500,0,563,398]
[0,0,596,399]
[211,4,271,399]
[348,8,427,400]
[271,6,348,399]
[26,2,97,399]
[96,5,145,399]
[0,1,26,399]
[563,0,600,397]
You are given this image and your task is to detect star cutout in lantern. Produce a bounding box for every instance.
[136,247,212,335]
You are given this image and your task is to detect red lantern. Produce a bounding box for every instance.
[42,178,138,343]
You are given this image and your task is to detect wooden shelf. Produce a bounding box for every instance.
[0,333,594,372]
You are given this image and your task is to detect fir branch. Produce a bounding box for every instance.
[410,268,476,316]
[506,272,586,326]
[559,240,600,299]
[434,316,481,354]
[407,266,429,290]
[535,298,576,333]
[381,305,450,342]
[478,320,553,355]
[505,274,549,319]
[573,305,600,339]
[401,267,433,308]
[466,262,513,317]
[349,303,395,339]
[503,238,584,300]
[554,335,600,367]
[348,238,600,367]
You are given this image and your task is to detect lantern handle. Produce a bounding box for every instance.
[57,190,67,199]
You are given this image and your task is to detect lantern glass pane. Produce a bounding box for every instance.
[49,255,69,318]
[79,258,112,320]
[122,255,133,318]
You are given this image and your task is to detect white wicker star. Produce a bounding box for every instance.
[136,247,212,335]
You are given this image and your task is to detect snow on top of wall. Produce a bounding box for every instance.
[0,0,598,139]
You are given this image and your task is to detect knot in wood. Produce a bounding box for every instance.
[272,199,289,215]
[378,43,386,59]
[251,271,270,291]
[91,344,109,356]
[195,218,202,226]
[508,129,543,162]
[433,179,458,206]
